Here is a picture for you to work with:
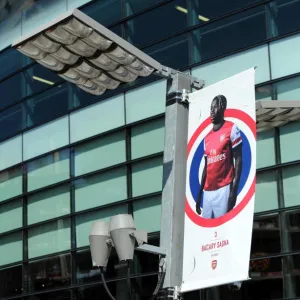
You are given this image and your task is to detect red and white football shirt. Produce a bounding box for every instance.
[203,121,242,191]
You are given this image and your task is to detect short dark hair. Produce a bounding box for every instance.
[212,95,227,110]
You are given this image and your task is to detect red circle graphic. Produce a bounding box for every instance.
[185,109,256,227]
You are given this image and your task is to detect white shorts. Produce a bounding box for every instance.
[202,184,231,219]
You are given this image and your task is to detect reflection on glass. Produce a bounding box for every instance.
[27,149,70,192]
[28,219,71,259]
[251,214,281,257]
[282,164,300,208]
[0,48,25,80]
[124,0,165,17]
[0,104,23,141]
[187,0,262,26]
[0,199,22,233]
[145,33,189,72]
[255,85,273,101]
[82,0,121,26]
[0,265,22,298]
[28,254,71,292]
[284,210,300,252]
[76,249,118,284]
[0,166,22,203]
[190,6,266,64]
[125,0,187,47]
[267,0,300,38]
[24,64,61,96]
[24,83,68,128]
[275,75,300,100]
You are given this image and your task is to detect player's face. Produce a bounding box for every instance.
[210,99,223,124]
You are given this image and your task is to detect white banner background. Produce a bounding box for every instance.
[181,68,256,292]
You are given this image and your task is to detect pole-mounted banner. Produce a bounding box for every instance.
[181,68,256,292]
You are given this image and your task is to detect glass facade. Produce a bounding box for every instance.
[0,0,300,299]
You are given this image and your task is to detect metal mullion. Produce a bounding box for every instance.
[125,127,133,216]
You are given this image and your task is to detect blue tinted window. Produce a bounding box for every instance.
[125,0,187,47]
[24,64,62,96]
[0,49,27,80]
[187,0,263,26]
[82,0,121,26]
[24,83,69,128]
[145,34,189,70]
[0,73,24,109]
[0,105,23,141]
[190,5,266,64]
[267,0,300,38]
[123,0,166,17]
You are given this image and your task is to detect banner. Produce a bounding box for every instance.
[181,68,256,292]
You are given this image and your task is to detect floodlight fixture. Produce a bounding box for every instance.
[109,214,147,262]
[11,9,163,96]
[12,9,204,96]
[89,221,113,268]
[256,100,300,132]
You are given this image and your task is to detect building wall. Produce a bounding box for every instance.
[0,0,300,299]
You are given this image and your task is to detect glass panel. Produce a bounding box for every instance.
[282,164,300,208]
[24,64,61,97]
[76,282,117,300]
[283,254,300,298]
[124,0,165,16]
[133,196,161,233]
[276,76,300,100]
[125,80,165,124]
[68,0,91,10]
[192,45,270,86]
[0,72,23,109]
[0,266,22,298]
[23,116,69,161]
[27,149,70,192]
[256,84,273,101]
[70,95,125,143]
[0,135,22,171]
[75,168,127,212]
[28,254,71,292]
[24,83,69,129]
[188,0,262,26]
[190,6,266,65]
[28,219,71,259]
[284,210,300,253]
[76,249,119,284]
[0,199,22,234]
[0,48,24,80]
[0,167,22,203]
[26,290,72,300]
[279,121,300,163]
[255,171,278,212]
[145,33,189,70]
[131,118,165,159]
[268,0,300,38]
[125,0,187,47]
[76,205,128,247]
[22,0,67,35]
[0,104,23,141]
[28,185,70,225]
[0,232,22,266]
[132,157,163,197]
[270,34,300,79]
[81,0,121,26]
[252,214,281,257]
[257,129,276,169]
[74,131,126,176]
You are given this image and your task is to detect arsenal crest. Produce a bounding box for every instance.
[212,260,217,270]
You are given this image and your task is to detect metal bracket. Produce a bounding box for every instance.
[135,244,166,256]
[156,65,205,90]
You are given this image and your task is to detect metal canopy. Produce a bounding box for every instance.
[256,100,300,132]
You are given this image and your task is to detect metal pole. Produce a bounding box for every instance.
[159,72,194,298]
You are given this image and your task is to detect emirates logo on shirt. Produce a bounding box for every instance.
[220,134,226,142]
[207,153,226,164]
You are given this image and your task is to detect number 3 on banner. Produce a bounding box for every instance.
[214,232,217,238]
